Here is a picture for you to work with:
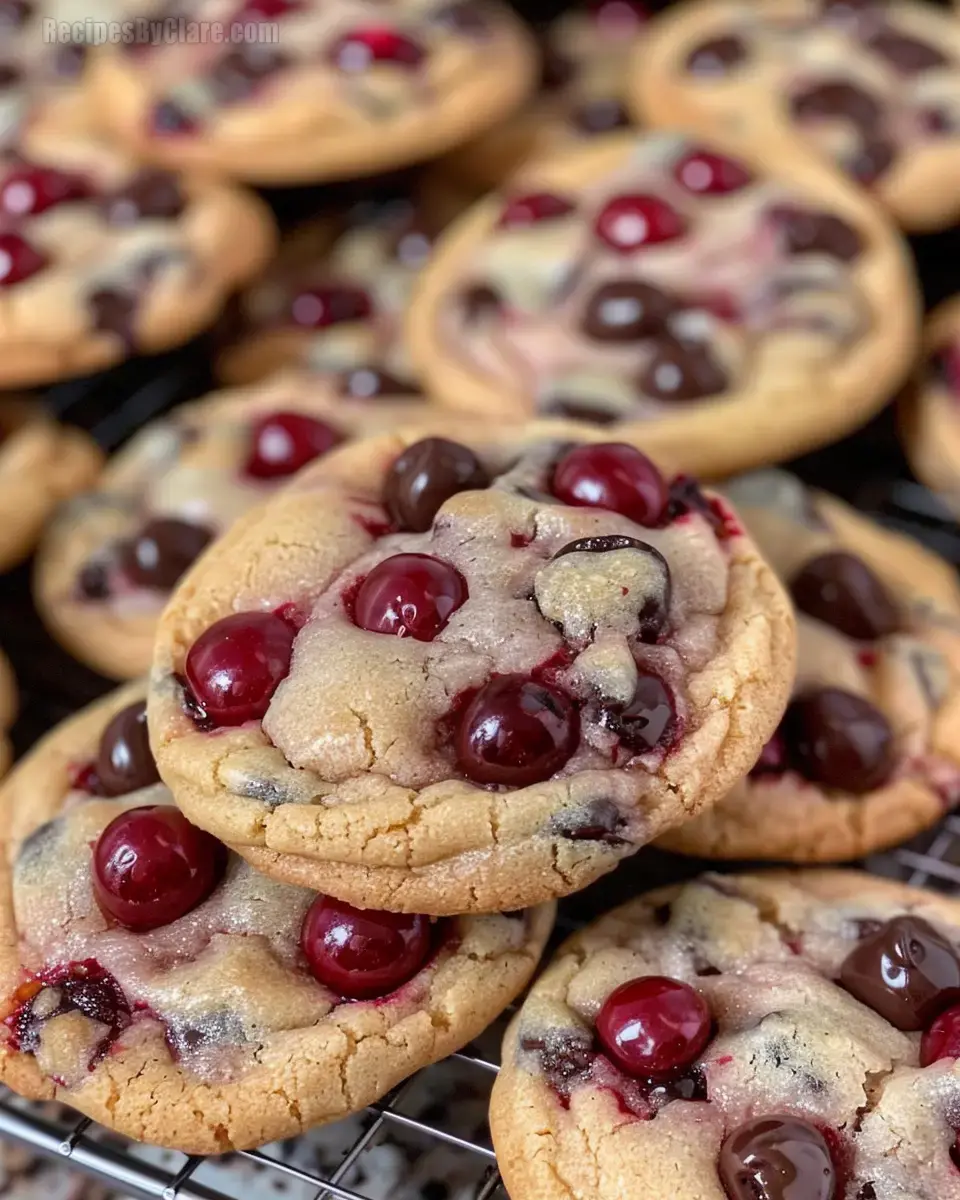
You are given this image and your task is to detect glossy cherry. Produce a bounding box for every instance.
[241,0,299,16]
[921,1003,960,1065]
[551,443,668,526]
[300,896,432,999]
[0,233,47,286]
[95,700,161,796]
[455,675,579,786]
[595,975,711,1079]
[92,805,226,931]
[590,0,649,28]
[244,411,342,479]
[184,611,295,726]
[353,553,467,641]
[288,285,373,329]
[498,192,576,229]
[329,27,425,71]
[672,149,753,195]
[0,166,90,216]
[594,195,687,253]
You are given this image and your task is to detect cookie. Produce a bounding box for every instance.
[405,131,918,480]
[34,371,477,680]
[442,0,649,190]
[901,294,960,514]
[83,0,537,185]
[0,681,554,1152]
[0,398,102,571]
[659,469,960,863]
[493,868,960,1200]
[629,0,960,234]
[217,184,468,386]
[147,427,795,914]
[0,646,16,778]
[0,129,275,387]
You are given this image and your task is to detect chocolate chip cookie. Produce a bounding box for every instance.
[0,129,275,387]
[630,0,960,233]
[901,294,960,515]
[442,0,649,190]
[406,131,918,479]
[83,0,537,184]
[0,681,554,1152]
[217,184,467,387]
[34,371,473,680]
[492,869,960,1200]
[0,398,102,571]
[147,428,795,914]
[660,469,960,863]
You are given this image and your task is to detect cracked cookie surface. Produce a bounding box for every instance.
[0,129,275,387]
[0,681,554,1153]
[492,869,960,1200]
[660,469,960,863]
[406,130,918,479]
[84,0,537,184]
[629,0,960,234]
[147,427,795,914]
[901,294,960,518]
[0,398,102,571]
[34,371,484,680]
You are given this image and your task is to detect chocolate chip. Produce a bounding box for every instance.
[551,798,626,844]
[207,46,289,103]
[542,400,622,425]
[864,27,949,75]
[581,281,676,342]
[336,366,421,399]
[430,0,491,36]
[95,700,161,797]
[53,42,87,79]
[637,337,728,402]
[782,687,895,794]
[88,288,139,351]
[77,560,110,600]
[461,283,501,322]
[100,169,185,224]
[719,1116,836,1200]
[383,437,488,532]
[0,63,20,88]
[117,518,215,590]
[791,79,882,128]
[554,534,652,558]
[570,97,630,135]
[857,1187,877,1200]
[846,136,897,184]
[685,35,748,76]
[666,475,726,536]
[520,1029,595,1094]
[540,45,575,91]
[150,99,198,135]
[601,674,676,753]
[790,551,899,640]
[769,206,864,262]
[839,914,960,1030]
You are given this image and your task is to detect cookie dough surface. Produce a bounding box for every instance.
[629,0,960,233]
[661,469,960,862]
[148,427,795,914]
[406,130,918,479]
[492,869,960,1200]
[84,0,537,183]
[0,682,554,1153]
[901,295,960,516]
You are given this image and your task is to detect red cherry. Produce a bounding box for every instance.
[185,611,295,726]
[596,976,712,1080]
[455,675,579,787]
[241,0,299,16]
[329,27,425,71]
[594,195,687,253]
[0,166,90,216]
[551,443,668,526]
[92,805,226,932]
[300,896,432,999]
[673,149,753,195]
[244,411,342,480]
[0,233,47,286]
[498,192,577,229]
[288,285,373,329]
[921,1004,960,1066]
[353,553,467,641]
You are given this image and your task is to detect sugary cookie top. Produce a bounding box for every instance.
[421,131,877,424]
[502,871,960,1200]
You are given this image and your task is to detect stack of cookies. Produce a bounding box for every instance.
[4,1,960,1198]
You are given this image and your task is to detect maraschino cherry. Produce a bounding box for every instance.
[551,443,668,526]
[244,411,342,479]
[353,553,467,640]
[0,233,47,286]
[300,896,432,999]
[498,192,576,229]
[185,611,295,725]
[596,975,711,1079]
[921,1003,960,1065]
[672,149,753,195]
[92,805,226,931]
[0,165,90,216]
[594,195,686,253]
